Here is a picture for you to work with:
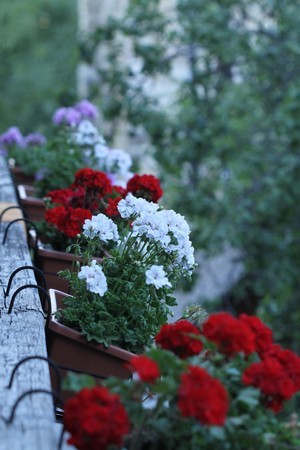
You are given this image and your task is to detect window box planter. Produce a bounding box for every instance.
[47,289,134,400]
[35,245,80,293]
[9,165,35,185]
[17,184,45,222]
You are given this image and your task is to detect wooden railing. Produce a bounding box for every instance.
[0,157,64,449]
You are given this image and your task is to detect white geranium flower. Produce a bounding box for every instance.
[78,260,108,296]
[132,212,170,246]
[105,148,132,174]
[159,209,190,240]
[118,193,159,219]
[94,143,109,160]
[138,198,160,214]
[117,193,140,218]
[145,265,171,289]
[173,239,196,271]
[95,147,133,175]
[71,120,105,147]
[83,214,119,242]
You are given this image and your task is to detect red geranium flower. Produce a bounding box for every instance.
[105,197,122,218]
[178,365,229,426]
[262,344,300,392]
[46,186,85,208]
[242,356,296,413]
[155,320,203,359]
[202,312,256,357]
[45,205,68,230]
[112,185,126,196]
[72,168,112,196]
[126,174,163,202]
[45,206,92,238]
[64,386,130,450]
[129,355,160,383]
[46,188,75,206]
[63,207,93,238]
[239,314,273,357]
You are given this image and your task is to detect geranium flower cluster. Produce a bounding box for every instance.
[0,126,47,157]
[201,312,300,413]
[155,319,203,358]
[45,206,92,240]
[52,102,135,188]
[94,144,133,188]
[116,193,195,273]
[76,193,195,294]
[63,314,300,450]
[243,344,300,413]
[0,126,48,184]
[0,101,103,191]
[178,365,229,426]
[66,117,134,188]
[64,386,130,450]
[52,99,99,127]
[40,168,163,251]
[70,119,106,149]
[0,100,155,203]
[57,194,195,352]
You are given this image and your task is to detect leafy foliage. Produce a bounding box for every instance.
[55,193,194,353]
[64,315,300,450]
[59,258,174,353]
[78,0,300,352]
[0,0,77,132]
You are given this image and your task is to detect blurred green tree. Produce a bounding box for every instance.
[81,0,300,351]
[0,0,77,133]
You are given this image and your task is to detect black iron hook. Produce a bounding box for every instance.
[7,284,51,328]
[7,356,61,394]
[2,218,39,255]
[4,265,47,298]
[5,389,63,425]
[0,205,28,227]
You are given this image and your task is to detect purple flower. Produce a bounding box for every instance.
[34,167,50,181]
[52,107,82,127]
[24,133,47,147]
[75,100,99,121]
[0,127,25,147]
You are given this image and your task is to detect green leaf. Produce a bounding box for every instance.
[236,387,260,408]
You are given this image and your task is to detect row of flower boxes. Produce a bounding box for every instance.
[14,179,135,403]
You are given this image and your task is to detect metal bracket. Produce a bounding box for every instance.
[7,284,51,328]
[0,205,28,229]
[7,355,61,394]
[5,388,63,425]
[4,265,47,298]
[2,218,39,258]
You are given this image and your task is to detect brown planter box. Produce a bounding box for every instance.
[17,184,45,222]
[35,245,79,293]
[47,289,134,400]
[9,165,35,185]
[34,240,103,293]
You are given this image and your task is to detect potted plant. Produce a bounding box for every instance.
[0,126,47,185]
[34,167,163,291]
[46,288,134,401]
[16,120,136,223]
[62,313,300,450]
[46,192,196,366]
[0,99,104,193]
[17,184,46,222]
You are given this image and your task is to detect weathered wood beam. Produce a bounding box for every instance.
[0,157,61,449]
